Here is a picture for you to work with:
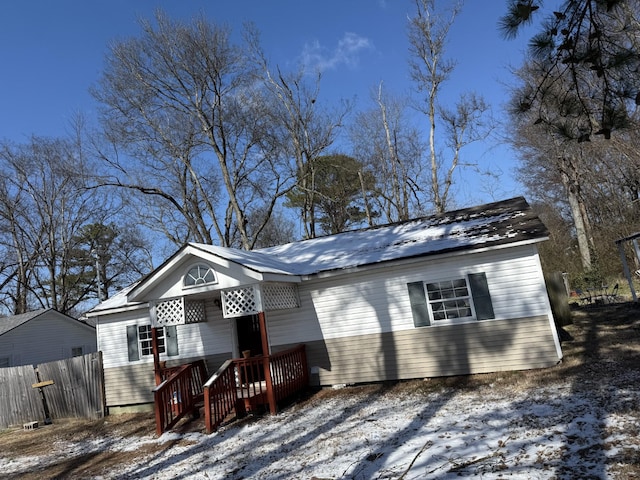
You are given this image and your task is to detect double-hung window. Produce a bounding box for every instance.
[138,325,162,356]
[408,272,495,327]
[71,346,84,357]
[127,324,179,362]
[426,279,473,321]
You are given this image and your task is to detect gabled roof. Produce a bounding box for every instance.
[187,243,299,276]
[89,196,547,314]
[0,308,94,337]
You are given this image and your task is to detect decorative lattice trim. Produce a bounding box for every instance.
[262,283,299,310]
[153,298,184,327]
[221,286,261,318]
[152,297,207,326]
[185,300,206,323]
[220,283,299,318]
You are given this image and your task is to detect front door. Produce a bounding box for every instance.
[236,314,263,358]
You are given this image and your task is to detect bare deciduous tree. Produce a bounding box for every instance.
[92,12,296,249]
[0,136,149,315]
[350,83,424,223]
[408,0,492,213]
[248,27,350,239]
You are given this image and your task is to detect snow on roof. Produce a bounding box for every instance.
[89,282,141,313]
[208,196,546,276]
[89,197,546,314]
[189,244,297,276]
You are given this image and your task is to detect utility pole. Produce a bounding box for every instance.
[91,249,104,302]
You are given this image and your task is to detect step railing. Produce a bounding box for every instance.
[153,360,208,436]
[203,359,243,433]
[203,344,308,433]
[271,344,308,402]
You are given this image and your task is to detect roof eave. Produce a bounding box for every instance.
[86,301,148,318]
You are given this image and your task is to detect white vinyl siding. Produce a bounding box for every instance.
[97,297,233,369]
[267,245,551,346]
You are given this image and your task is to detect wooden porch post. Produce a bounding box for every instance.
[258,311,277,414]
[151,327,162,386]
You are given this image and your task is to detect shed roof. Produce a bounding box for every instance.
[0,308,93,336]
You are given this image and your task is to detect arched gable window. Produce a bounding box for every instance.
[183,264,217,287]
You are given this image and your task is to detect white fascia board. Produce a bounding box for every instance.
[261,273,302,283]
[85,302,148,318]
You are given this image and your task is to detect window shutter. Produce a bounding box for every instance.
[127,325,140,361]
[166,325,179,356]
[468,272,495,320]
[407,282,430,327]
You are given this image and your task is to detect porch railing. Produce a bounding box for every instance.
[271,344,309,401]
[203,344,308,433]
[153,360,208,436]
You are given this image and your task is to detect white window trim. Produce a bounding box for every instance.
[127,323,179,363]
[138,325,166,357]
[183,263,218,289]
[425,275,477,326]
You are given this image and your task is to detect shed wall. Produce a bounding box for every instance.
[0,314,96,367]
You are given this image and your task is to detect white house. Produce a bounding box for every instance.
[0,308,97,367]
[87,197,563,411]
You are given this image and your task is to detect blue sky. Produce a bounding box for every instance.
[0,0,536,206]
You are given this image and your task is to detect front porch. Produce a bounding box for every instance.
[152,344,308,435]
[145,278,307,435]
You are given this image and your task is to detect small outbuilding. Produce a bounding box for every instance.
[88,196,563,412]
[0,308,97,367]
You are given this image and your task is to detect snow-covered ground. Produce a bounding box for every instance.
[4,378,639,479]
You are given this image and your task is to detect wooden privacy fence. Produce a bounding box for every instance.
[0,352,105,429]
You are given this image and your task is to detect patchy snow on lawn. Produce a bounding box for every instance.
[6,378,637,479]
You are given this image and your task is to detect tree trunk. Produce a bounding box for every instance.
[560,155,592,270]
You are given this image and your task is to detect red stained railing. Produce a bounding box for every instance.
[203,344,308,433]
[271,344,309,403]
[153,360,208,436]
